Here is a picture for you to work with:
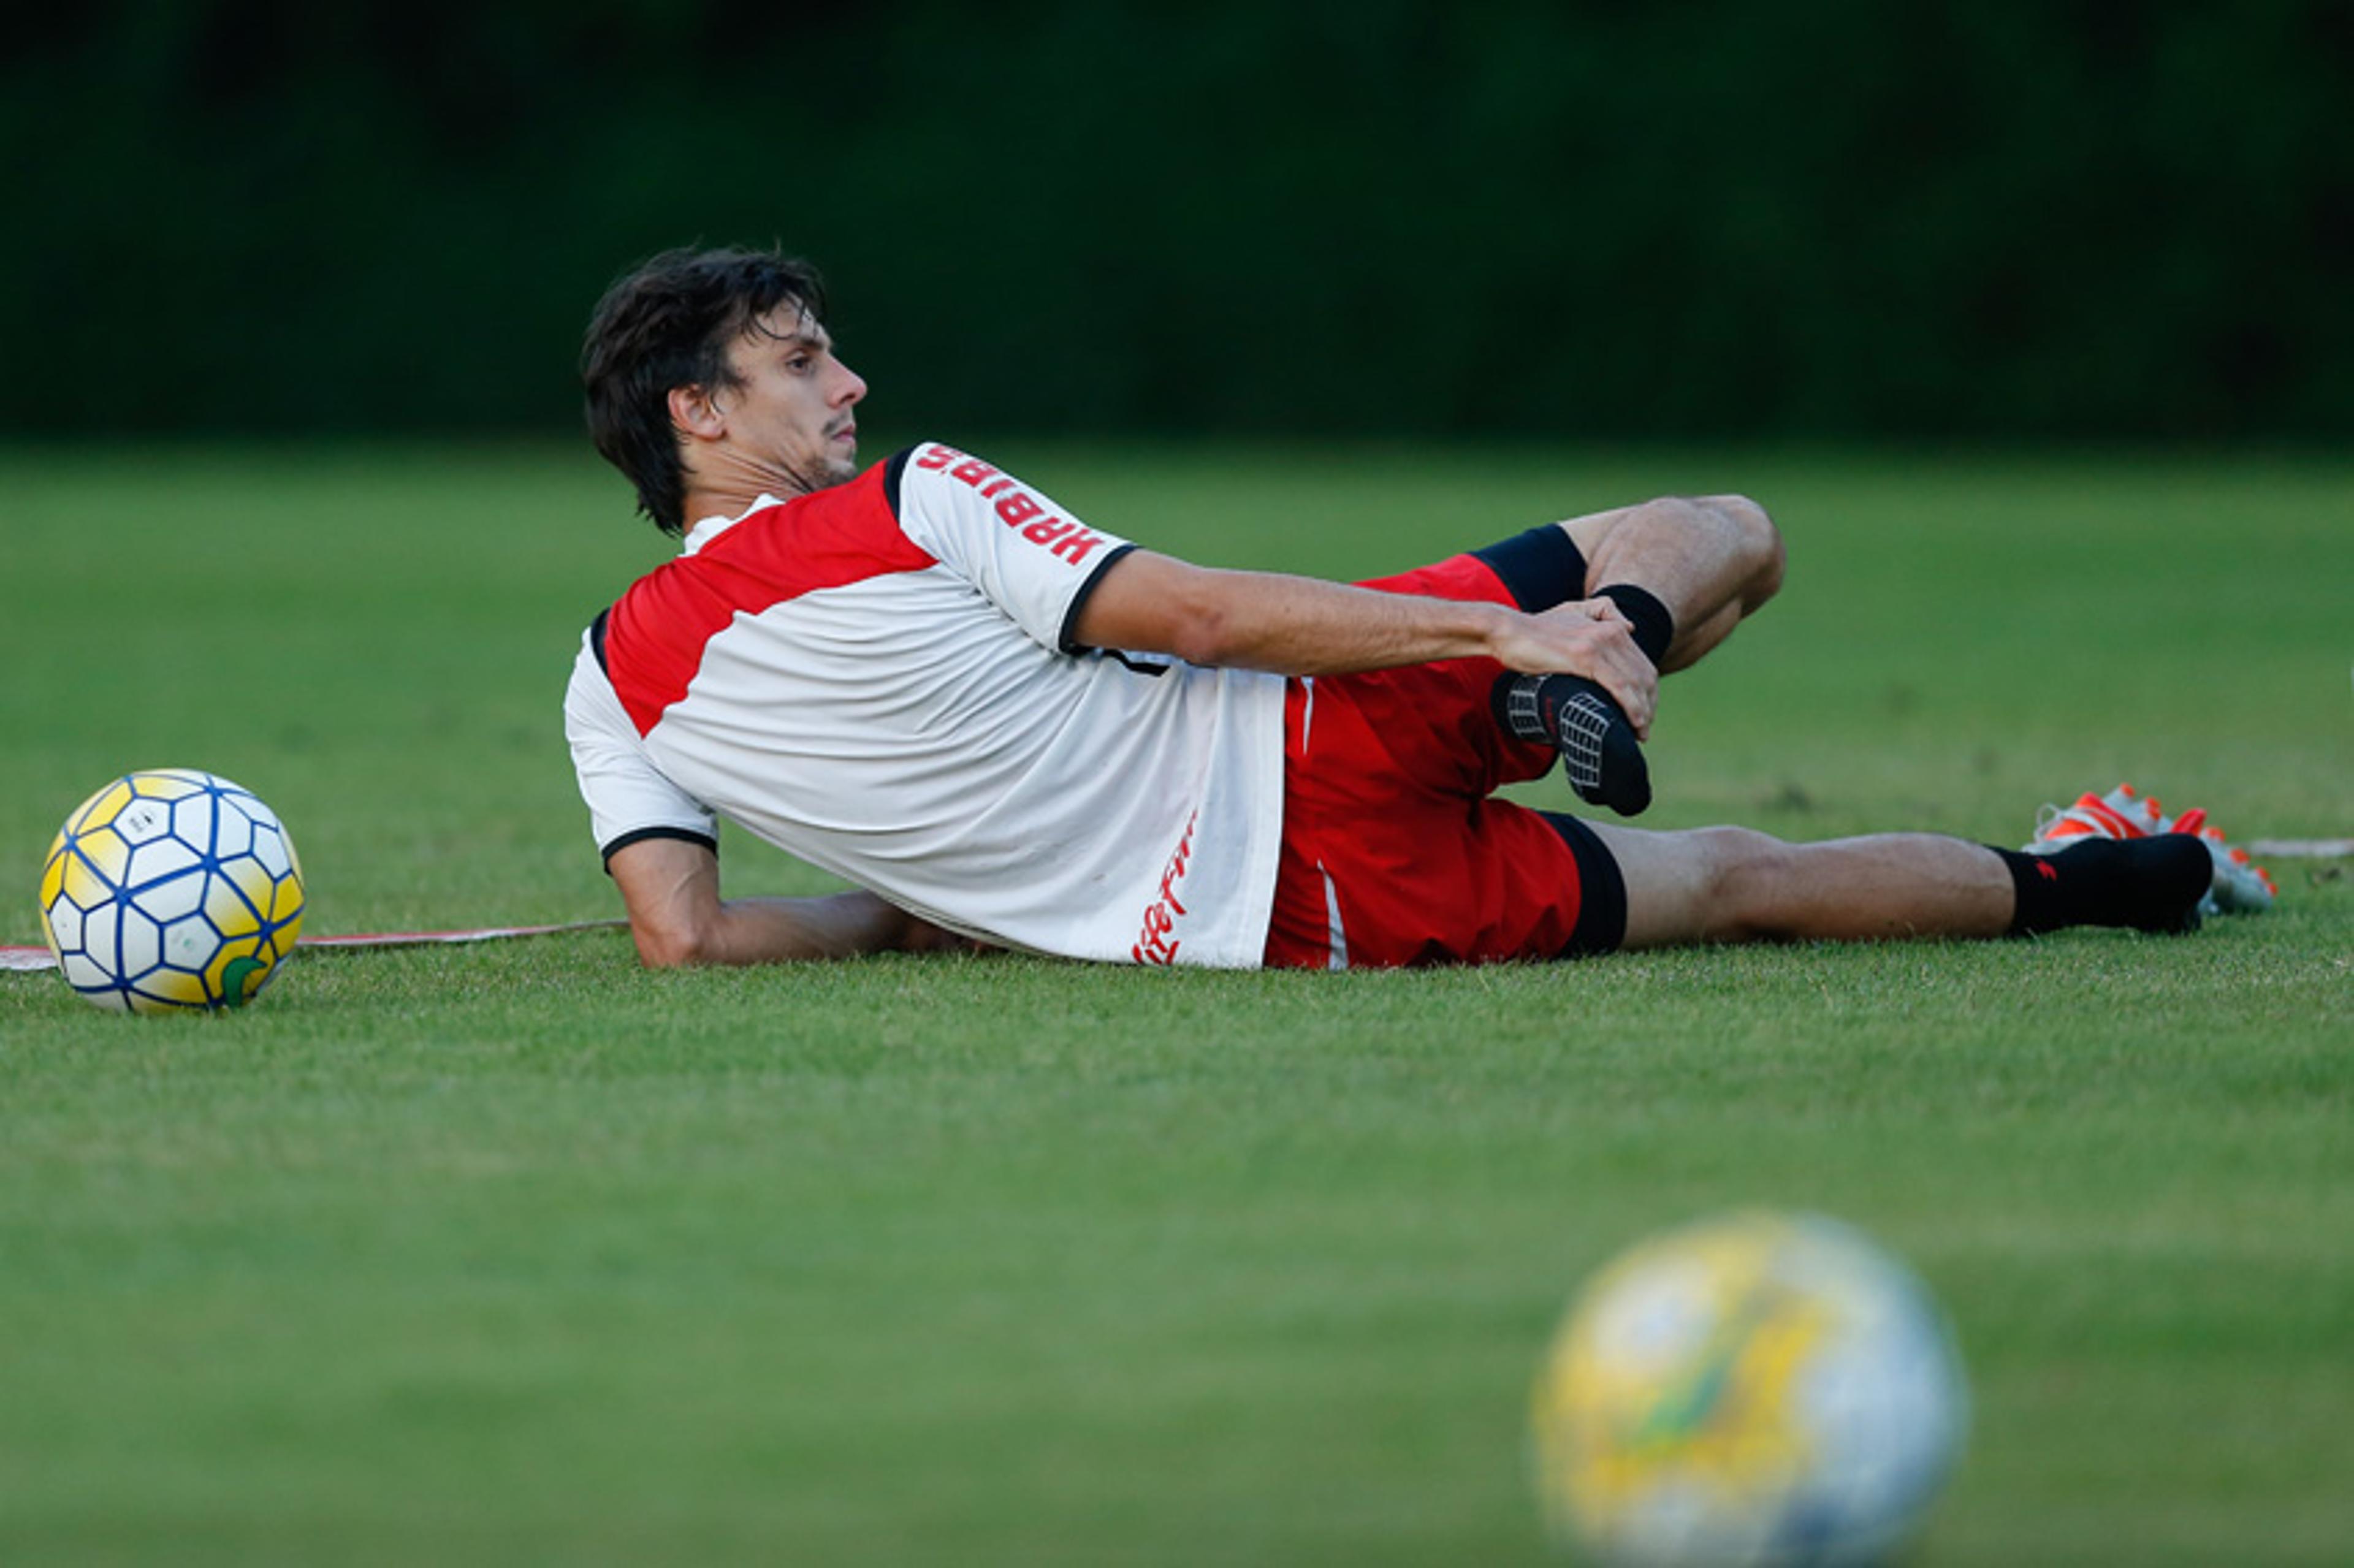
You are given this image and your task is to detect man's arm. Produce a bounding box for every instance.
[607,835,971,967]
[1068,549,1659,735]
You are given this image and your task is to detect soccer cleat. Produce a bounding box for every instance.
[2169,808,2277,914]
[2025,784,2274,919]
[2025,782,2171,850]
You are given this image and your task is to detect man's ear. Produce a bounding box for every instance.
[668,383,726,442]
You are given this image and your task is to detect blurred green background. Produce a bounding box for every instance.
[7,0,2352,443]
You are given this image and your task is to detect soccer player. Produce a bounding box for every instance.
[566,246,2214,969]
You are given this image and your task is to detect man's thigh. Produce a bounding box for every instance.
[1271,794,1616,967]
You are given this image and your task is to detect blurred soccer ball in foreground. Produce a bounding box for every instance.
[1532,1211,1967,1567]
[39,769,305,1013]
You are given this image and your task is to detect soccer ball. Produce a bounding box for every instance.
[37,769,306,1013]
[1531,1211,1967,1567]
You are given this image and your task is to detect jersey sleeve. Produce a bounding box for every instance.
[891,443,1135,653]
[563,630,719,862]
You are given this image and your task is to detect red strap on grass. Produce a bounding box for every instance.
[1,921,627,973]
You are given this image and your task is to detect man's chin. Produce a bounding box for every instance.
[783,450,859,495]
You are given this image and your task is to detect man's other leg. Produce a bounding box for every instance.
[1584,822,2212,948]
[1561,495,1785,672]
[1490,496,1783,816]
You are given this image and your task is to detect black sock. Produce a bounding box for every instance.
[1994,839,2212,936]
[1493,672,1652,815]
[1594,584,1675,669]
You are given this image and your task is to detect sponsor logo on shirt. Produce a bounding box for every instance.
[1130,809,1198,967]
[916,444,1110,566]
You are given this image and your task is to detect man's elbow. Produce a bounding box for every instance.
[632,921,710,969]
[1148,571,1244,667]
[1165,601,1240,667]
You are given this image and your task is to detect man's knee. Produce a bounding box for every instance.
[1701,494,1785,611]
[1693,825,1799,940]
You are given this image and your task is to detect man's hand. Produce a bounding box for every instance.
[1490,598,1658,739]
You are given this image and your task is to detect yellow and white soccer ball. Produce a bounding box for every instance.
[1532,1211,1967,1567]
[38,769,305,1013]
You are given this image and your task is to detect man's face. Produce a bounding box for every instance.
[710,303,868,495]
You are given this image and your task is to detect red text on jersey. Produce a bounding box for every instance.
[916,444,1108,566]
[1130,809,1198,966]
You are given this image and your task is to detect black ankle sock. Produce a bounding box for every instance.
[1994,839,2213,936]
[1493,672,1653,815]
[1594,584,1675,669]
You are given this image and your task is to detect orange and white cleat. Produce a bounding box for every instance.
[2026,782,2173,849]
[2168,808,2277,915]
[2027,784,2275,918]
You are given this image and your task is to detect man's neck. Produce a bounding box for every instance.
[680,484,790,532]
[680,450,835,531]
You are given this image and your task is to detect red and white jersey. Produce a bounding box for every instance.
[564,443,1287,967]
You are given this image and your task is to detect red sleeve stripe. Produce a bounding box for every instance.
[602,458,937,736]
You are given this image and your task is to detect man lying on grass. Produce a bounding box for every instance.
[566,245,2217,970]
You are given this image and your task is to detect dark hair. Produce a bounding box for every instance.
[580,245,829,535]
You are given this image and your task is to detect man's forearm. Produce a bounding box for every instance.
[1156,567,1514,675]
[610,837,972,968]
[688,891,954,964]
[1072,548,1656,729]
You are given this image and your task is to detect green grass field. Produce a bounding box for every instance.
[2,442,2349,1564]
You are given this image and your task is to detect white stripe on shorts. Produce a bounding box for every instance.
[1320,860,1349,971]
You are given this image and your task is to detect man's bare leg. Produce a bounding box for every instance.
[1561,495,1785,673]
[1586,822,2211,948]
[1552,506,2009,941]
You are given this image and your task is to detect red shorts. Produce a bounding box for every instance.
[1260,552,1626,969]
